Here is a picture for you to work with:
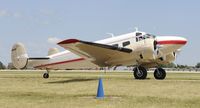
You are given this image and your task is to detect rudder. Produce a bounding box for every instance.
[11,43,28,69]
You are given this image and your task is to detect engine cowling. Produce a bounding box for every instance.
[164,52,176,63]
[138,38,156,60]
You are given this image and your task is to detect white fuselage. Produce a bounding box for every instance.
[29,31,187,70]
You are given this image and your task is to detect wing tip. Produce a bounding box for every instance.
[57,39,80,44]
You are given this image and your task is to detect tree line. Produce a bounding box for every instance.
[158,62,200,69]
[0,61,200,70]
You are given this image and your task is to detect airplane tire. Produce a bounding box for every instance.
[133,66,147,79]
[43,73,49,79]
[154,68,166,80]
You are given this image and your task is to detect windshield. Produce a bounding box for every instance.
[143,34,156,39]
[135,33,156,42]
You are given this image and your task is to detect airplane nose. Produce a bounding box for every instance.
[155,36,187,55]
[175,36,187,45]
[182,37,187,44]
[156,36,187,45]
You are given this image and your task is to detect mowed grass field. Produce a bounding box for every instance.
[0,70,200,108]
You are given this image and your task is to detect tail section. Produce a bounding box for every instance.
[11,43,28,69]
[48,48,59,56]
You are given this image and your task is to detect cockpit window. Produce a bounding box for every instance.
[136,34,156,42]
[136,32,142,36]
[145,34,156,38]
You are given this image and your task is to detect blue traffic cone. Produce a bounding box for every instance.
[96,78,104,99]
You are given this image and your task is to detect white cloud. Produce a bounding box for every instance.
[40,9,55,16]
[47,37,61,44]
[0,10,10,17]
[0,9,23,18]
[13,12,22,18]
[42,20,50,25]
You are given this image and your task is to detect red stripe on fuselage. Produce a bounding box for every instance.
[157,40,187,45]
[35,58,85,68]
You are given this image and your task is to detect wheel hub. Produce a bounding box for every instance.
[136,70,143,77]
[133,66,147,79]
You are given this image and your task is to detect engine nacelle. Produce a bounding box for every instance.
[164,52,176,63]
[131,38,156,60]
[11,43,28,69]
[157,52,176,64]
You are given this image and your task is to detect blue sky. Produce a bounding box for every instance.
[0,0,199,66]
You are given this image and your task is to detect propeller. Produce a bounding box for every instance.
[153,40,159,58]
[173,49,181,59]
[170,50,180,67]
[153,39,163,59]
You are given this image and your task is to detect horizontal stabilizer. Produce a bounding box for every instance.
[28,57,50,60]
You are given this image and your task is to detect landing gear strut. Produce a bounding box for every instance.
[43,70,49,79]
[154,68,166,80]
[133,66,147,79]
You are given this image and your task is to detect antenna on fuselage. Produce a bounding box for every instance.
[135,27,139,32]
[107,33,114,38]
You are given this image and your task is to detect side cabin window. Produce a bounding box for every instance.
[112,44,118,47]
[136,32,143,42]
[136,36,144,42]
[122,41,130,47]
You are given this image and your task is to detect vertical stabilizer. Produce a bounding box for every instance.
[11,43,28,69]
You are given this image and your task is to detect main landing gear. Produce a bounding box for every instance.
[43,70,49,79]
[154,68,166,80]
[133,66,147,79]
[133,66,166,80]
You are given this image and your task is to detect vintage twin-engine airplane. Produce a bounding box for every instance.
[11,30,187,80]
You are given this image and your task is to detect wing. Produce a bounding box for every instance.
[57,39,132,67]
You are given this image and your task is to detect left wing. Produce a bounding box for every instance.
[58,39,132,67]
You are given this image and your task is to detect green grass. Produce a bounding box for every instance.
[0,70,200,108]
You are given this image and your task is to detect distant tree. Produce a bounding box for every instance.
[7,63,16,70]
[176,64,190,69]
[0,61,6,69]
[158,63,176,68]
[195,63,200,68]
